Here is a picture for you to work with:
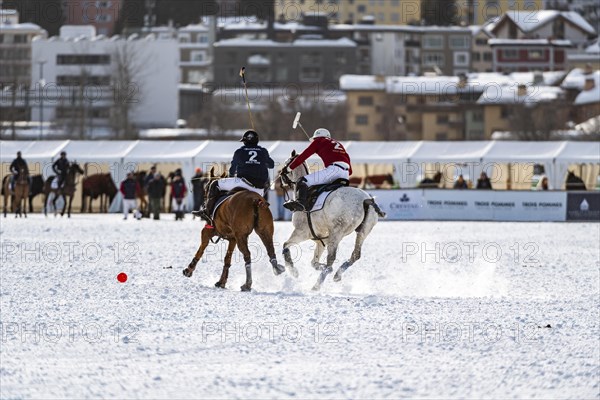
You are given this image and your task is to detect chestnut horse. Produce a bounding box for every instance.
[183,171,286,291]
[44,162,84,218]
[81,173,118,213]
[2,167,29,218]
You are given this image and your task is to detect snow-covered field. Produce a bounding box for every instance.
[1,215,599,399]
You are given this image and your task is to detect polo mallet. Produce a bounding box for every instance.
[239,66,255,130]
[292,112,311,140]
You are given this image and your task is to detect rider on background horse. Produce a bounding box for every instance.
[9,151,29,193]
[283,128,353,212]
[52,151,70,189]
[195,130,275,225]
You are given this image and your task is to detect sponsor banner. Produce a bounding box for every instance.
[366,190,425,220]
[566,192,600,221]
[367,190,567,222]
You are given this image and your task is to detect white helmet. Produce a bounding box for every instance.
[312,128,331,140]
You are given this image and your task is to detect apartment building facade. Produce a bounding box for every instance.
[212,37,357,87]
[456,0,543,25]
[30,26,179,136]
[275,0,425,25]
[0,10,47,123]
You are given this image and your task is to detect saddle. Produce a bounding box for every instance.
[210,187,254,220]
[305,178,349,211]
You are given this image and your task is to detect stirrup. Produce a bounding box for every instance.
[283,201,305,212]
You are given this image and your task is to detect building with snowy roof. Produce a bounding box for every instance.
[27,25,179,138]
[212,37,357,87]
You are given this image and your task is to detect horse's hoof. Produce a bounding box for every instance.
[333,272,342,282]
[272,263,286,276]
[215,282,226,289]
[240,285,251,292]
[287,265,299,278]
[311,283,322,291]
[312,263,326,271]
[182,269,192,278]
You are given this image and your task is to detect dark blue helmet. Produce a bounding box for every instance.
[240,130,259,146]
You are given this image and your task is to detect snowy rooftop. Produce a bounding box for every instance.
[561,68,599,90]
[0,21,45,32]
[492,10,596,35]
[488,38,573,46]
[340,71,567,94]
[477,85,564,105]
[329,24,473,33]
[214,37,356,48]
[574,71,600,105]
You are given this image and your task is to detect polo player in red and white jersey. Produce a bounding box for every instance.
[283,128,352,212]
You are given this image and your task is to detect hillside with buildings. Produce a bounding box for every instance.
[1,0,598,140]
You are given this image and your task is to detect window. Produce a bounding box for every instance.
[553,19,565,38]
[0,35,4,44]
[190,50,206,62]
[13,34,27,43]
[509,23,517,38]
[483,52,493,62]
[196,35,208,43]
[301,52,322,64]
[391,13,399,22]
[357,5,366,13]
[423,52,444,66]
[179,33,190,43]
[450,36,469,49]
[90,107,110,119]
[473,52,481,61]
[437,115,449,124]
[300,66,322,81]
[335,51,346,64]
[355,115,369,125]
[187,70,205,83]
[56,75,110,86]
[472,111,483,122]
[454,51,469,66]
[378,13,384,22]
[475,38,488,46]
[528,49,544,59]
[391,0,399,5]
[502,49,518,59]
[423,35,443,49]
[56,54,110,65]
[358,96,374,106]
[436,133,448,141]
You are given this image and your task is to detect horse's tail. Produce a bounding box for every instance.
[252,197,270,230]
[364,197,386,219]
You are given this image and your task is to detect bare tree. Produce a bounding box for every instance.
[110,42,146,139]
[508,98,570,140]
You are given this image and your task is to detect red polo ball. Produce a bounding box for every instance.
[117,272,128,283]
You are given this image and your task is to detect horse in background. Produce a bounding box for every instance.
[28,175,44,213]
[419,172,443,189]
[2,166,30,218]
[81,173,117,213]
[44,162,84,218]
[565,171,586,191]
[183,168,285,291]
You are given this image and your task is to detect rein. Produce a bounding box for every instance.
[279,161,328,246]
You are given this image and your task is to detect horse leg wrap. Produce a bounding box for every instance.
[241,263,252,291]
[271,258,285,276]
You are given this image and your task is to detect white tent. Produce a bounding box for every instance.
[482,141,567,188]
[555,141,600,189]
[2,140,598,203]
[0,140,68,164]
